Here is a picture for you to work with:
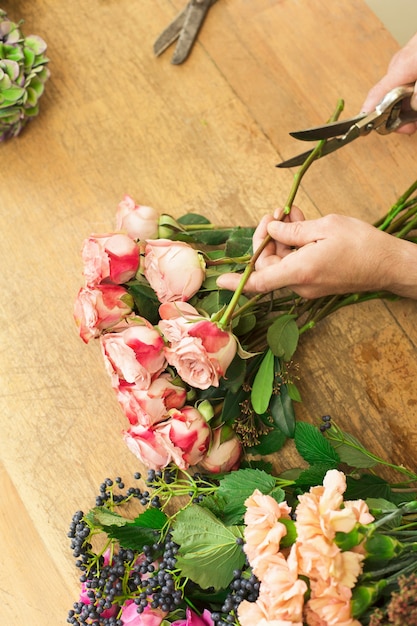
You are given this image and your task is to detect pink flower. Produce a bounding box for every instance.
[242,489,292,578]
[171,607,214,626]
[296,470,359,544]
[159,303,238,389]
[74,284,134,343]
[117,374,187,426]
[82,233,139,286]
[124,406,210,469]
[199,426,242,473]
[306,579,362,626]
[100,320,166,389]
[163,406,211,467]
[144,239,205,303]
[120,599,167,625]
[124,424,175,469]
[116,195,159,241]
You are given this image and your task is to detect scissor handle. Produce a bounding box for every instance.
[375,83,416,134]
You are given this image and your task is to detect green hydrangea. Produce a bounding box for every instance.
[0,9,50,141]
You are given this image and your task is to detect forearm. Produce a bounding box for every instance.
[384,236,417,299]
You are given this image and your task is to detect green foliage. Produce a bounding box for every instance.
[127,279,161,325]
[172,505,245,590]
[294,422,340,467]
[326,429,378,468]
[267,314,299,362]
[270,381,296,437]
[98,508,168,551]
[208,468,282,525]
[247,426,287,455]
[251,348,275,414]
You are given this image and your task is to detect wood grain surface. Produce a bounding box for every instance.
[1,1,416,623]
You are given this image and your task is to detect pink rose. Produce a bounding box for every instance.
[82,233,139,286]
[116,195,159,241]
[163,406,211,467]
[171,608,214,626]
[124,424,175,469]
[159,303,238,389]
[199,426,242,473]
[117,374,187,426]
[124,406,210,469]
[120,599,167,625]
[74,284,134,343]
[144,239,205,303]
[100,319,166,389]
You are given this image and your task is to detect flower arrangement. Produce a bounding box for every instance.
[0,9,50,141]
[74,178,417,473]
[67,421,417,626]
[72,105,417,625]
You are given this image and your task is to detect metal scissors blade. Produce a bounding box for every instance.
[277,125,362,168]
[153,0,216,65]
[277,84,417,168]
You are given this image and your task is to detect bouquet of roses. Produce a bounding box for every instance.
[74,176,417,474]
[71,108,417,624]
[67,417,417,626]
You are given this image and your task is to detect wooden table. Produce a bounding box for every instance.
[1,0,416,623]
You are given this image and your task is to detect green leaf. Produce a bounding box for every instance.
[225,234,253,258]
[267,315,299,362]
[294,422,340,467]
[286,381,302,402]
[269,382,295,437]
[86,507,130,528]
[221,386,249,425]
[177,213,211,225]
[172,506,245,589]
[107,525,161,551]
[294,464,334,490]
[327,431,378,469]
[247,427,287,456]
[127,280,160,324]
[216,468,277,525]
[132,508,168,529]
[222,355,246,392]
[251,348,274,414]
[345,474,393,501]
[107,508,168,551]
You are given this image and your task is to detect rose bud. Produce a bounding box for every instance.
[161,406,211,467]
[159,303,238,389]
[123,424,175,470]
[74,284,133,343]
[116,374,187,426]
[100,319,166,389]
[116,195,159,241]
[144,239,205,303]
[199,426,242,473]
[82,233,139,286]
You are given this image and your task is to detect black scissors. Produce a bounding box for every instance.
[278,84,417,168]
[154,0,217,65]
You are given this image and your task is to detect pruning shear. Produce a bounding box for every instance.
[277,84,417,168]
[154,0,217,65]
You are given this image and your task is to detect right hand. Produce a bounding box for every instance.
[361,31,417,134]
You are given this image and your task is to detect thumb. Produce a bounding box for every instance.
[267,219,321,248]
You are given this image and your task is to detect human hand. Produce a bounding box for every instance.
[217,208,417,299]
[362,31,417,134]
